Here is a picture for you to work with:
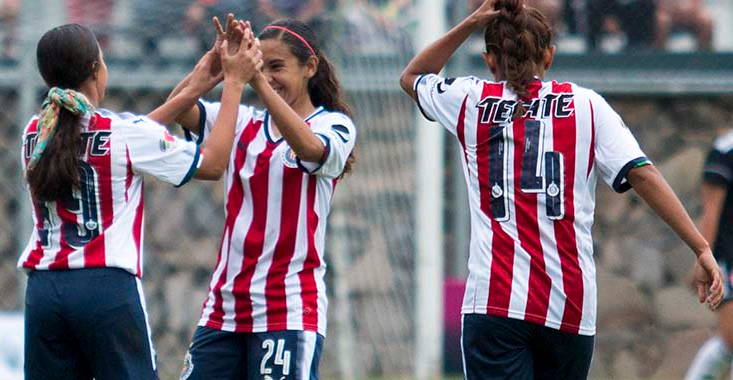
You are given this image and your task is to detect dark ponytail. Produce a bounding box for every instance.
[259,19,355,176]
[27,24,100,202]
[484,0,552,119]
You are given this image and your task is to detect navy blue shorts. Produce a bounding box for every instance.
[181,326,324,380]
[461,314,594,380]
[24,268,157,380]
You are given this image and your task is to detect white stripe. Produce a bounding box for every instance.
[135,278,157,371]
[298,331,318,380]
[500,86,527,319]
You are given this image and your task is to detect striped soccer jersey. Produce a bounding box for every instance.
[416,74,649,336]
[190,100,356,336]
[19,109,201,277]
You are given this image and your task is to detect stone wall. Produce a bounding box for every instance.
[589,95,733,379]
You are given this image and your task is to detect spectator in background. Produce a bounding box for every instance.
[66,0,115,49]
[586,0,657,51]
[656,0,713,50]
[0,0,19,59]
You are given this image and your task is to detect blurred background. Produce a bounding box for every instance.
[2,0,733,379]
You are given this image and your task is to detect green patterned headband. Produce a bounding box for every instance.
[27,87,94,170]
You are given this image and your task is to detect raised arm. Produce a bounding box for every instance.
[627,164,724,309]
[399,0,498,100]
[195,25,263,180]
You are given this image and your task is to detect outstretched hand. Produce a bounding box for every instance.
[694,249,724,310]
[220,25,263,85]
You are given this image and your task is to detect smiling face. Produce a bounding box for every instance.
[260,38,318,108]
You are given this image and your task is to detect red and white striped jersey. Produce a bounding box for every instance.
[416,74,649,336]
[18,109,201,277]
[190,100,356,336]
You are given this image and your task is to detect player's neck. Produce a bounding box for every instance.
[290,97,317,120]
[78,81,101,108]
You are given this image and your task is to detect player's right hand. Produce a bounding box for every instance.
[694,249,724,310]
[221,25,263,86]
[468,0,499,29]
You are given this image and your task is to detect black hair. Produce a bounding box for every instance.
[27,24,100,202]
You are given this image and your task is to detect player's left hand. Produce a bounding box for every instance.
[694,249,724,310]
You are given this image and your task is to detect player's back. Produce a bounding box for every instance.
[415,74,649,335]
[19,109,200,276]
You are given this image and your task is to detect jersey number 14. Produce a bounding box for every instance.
[489,120,565,222]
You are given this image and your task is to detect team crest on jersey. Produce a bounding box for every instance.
[180,350,194,379]
[282,147,299,168]
[160,131,176,152]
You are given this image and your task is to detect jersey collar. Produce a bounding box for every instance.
[264,106,326,144]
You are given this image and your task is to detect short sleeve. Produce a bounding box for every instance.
[590,91,650,193]
[184,99,253,145]
[703,135,733,186]
[296,113,357,179]
[414,74,477,136]
[120,116,202,187]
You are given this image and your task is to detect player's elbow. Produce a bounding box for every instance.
[399,70,417,99]
[194,156,228,181]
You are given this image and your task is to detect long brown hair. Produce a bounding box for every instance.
[27,24,99,201]
[484,0,553,118]
[259,19,355,177]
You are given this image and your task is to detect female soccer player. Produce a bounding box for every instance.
[170,18,356,380]
[20,22,262,379]
[400,0,724,378]
[686,130,733,380]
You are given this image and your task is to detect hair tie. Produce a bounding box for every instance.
[27,87,94,170]
[263,25,317,57]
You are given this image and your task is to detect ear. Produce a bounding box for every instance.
[91,61,100,79]
[544,46,556,71]
[305,56,318,80]
[482,52,497,78]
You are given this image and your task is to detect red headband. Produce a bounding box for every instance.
[263,25,316,57]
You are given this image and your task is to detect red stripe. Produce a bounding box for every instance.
[133,187,144,277]
[125,148,133,202]
[477,83,515,315]
[206,120,261,328]
[299,176,321,330]
[587,101,595,178]
[265,166,304,330]
[514,84,551,326]
[456,96,470,174]
[551,81,583,333]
